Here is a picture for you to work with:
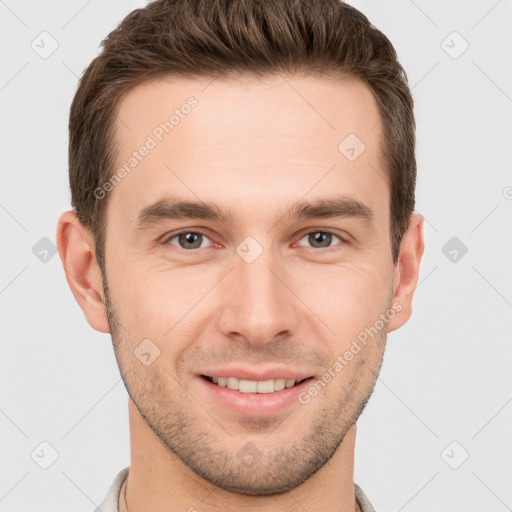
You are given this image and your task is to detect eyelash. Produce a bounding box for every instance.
[162,229,349,252]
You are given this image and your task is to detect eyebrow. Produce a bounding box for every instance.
[134,195,374,230]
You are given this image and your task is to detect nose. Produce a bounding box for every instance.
[216,245,300,347]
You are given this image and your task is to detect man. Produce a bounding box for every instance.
[57,0,424,510]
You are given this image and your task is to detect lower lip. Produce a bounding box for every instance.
[198,376,314,417]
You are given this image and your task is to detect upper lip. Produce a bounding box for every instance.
[199,367,314,382]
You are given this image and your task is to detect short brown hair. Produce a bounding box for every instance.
[68,0,416,271]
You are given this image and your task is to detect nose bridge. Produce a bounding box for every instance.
[217,239,297,345]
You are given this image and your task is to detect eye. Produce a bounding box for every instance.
[164,230,214,250]
[296,231,346,250]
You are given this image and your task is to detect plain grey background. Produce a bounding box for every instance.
[1,1,511,511]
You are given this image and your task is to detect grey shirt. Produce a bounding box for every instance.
[94,466,376,512]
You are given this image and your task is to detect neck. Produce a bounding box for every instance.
[125,399,360,512]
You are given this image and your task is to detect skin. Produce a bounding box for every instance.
[57,73,424,512]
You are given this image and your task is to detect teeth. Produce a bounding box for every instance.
[274,378,286,391]
[257,380,276,393]
[285,379,295,389]
[209,376,301,393]
[239,379,258,393]
[227,377,239,390]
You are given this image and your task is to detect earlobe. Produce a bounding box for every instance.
[387,213,425,333]
[56,211,110,333]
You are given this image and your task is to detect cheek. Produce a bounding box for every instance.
[108,259,214,343]
[294,261,392,335]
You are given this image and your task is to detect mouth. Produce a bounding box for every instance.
[198,373,317,416]
[200,375,314,394]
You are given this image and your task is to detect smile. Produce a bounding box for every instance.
[201,375,312,394]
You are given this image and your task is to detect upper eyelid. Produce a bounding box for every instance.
[294,231,348,249]
[296,229,347,241]
[163,228,214,243]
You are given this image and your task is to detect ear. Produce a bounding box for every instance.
[56,211,110,333]
[387,213,425,333]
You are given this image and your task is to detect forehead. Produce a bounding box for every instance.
[108,73,388,230]
[114,73,382,153]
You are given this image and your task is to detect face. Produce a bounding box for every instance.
[101,74,399,494]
